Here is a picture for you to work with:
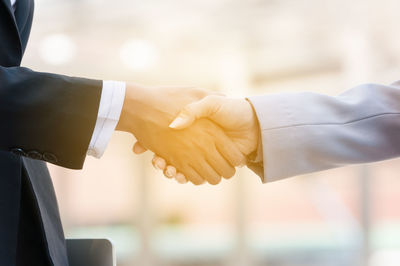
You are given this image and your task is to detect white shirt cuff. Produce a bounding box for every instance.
[87,80,126,158]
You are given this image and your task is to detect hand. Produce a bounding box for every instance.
[148,95,260,183]
[116,85,246,185]
[171,95,259,154]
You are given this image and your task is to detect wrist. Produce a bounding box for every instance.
[245,99,260,154]
[116,83,150,133]
[116,83,173,134]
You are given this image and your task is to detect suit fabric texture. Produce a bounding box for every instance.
[0,0,102,265]
[248,82,400,182]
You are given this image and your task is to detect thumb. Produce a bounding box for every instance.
[169,96,218,129]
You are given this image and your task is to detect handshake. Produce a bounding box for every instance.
[116,83,260,185]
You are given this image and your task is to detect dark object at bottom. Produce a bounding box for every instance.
[66,239,115,266]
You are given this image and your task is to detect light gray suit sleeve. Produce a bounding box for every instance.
[247,81,400,183]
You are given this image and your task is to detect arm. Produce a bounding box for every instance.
[0,66,244,183]
[161,82,400,183]
[248,82,400,182]
[0,66,102,169]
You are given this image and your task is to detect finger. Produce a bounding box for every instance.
[215,137,246,167]
[152,155,167,170]
[133,142,148,154]
[192,160,221,185]
[164,166,177,179]
[181,166,205,185]
[206,147,236,179]
[175,173,188,184]
[169,96,221,130]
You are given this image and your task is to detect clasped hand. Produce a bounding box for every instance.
[116,84,259,185]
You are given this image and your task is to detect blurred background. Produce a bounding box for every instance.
[22,0,400,265]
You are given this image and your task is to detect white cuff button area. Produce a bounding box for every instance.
[87,80,126,158]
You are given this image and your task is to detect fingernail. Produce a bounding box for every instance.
[155,162,162,170]
[165,168,174,178]
[169,117,187,128]
[158,160,167,170]
[152,158,160,169]
[176,174,188,184]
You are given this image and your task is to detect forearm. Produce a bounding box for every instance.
[0,66,102,169]
[248,82,400,182]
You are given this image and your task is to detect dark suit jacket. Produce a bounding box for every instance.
[0,0,102,265]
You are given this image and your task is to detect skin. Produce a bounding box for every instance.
[116,85,246,185]
[141,95,261,183]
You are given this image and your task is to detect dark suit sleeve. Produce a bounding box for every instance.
[0,66,103,169]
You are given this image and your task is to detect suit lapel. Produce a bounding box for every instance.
[1,0,14,14]
[0,0,22,55]
[14,0,30,33]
